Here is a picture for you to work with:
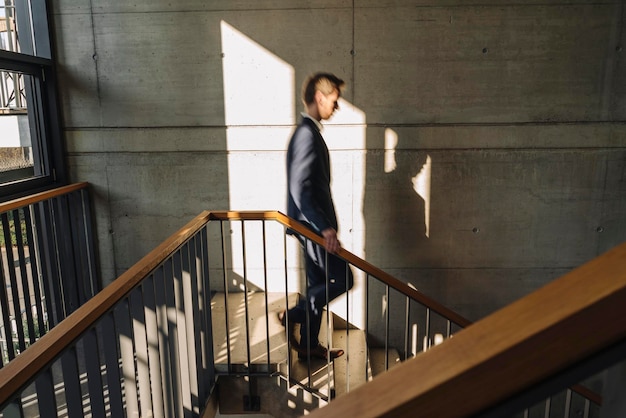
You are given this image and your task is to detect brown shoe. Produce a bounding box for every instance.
[298,344,344,361]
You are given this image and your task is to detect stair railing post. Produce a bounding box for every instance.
[344,260,350,394]
[282,227,293,382]
[262,220,270,371]
[325,249,331,399]
[220,221,232,371]
[384,285,390,371]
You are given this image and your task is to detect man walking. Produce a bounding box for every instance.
[280,72,354,360]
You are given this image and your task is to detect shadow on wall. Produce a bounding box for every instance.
[364,128,430,270]
[363,128,432,350]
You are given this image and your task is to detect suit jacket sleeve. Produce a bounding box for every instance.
[288,124,334,233]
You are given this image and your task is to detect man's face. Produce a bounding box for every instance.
[317,88,340,120]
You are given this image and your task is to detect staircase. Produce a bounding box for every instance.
[200,211,610,418]
[0,207,616,418]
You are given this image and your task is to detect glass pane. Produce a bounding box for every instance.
[0,0,21,54]
[0,69,36,183]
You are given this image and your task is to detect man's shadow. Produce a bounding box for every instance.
[363,131,430,351]
[364,133,429,268]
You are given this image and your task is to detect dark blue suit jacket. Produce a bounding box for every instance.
[286,117,338,235]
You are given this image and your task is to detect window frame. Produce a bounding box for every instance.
[0,0,66,202]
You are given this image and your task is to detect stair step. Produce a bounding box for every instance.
[216,375,326,417]
[211,292,297,370]
[211,292,337,402]
[331,328,369,397]
[368,347,402,377]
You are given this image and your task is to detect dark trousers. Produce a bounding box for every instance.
[288,236,354,348]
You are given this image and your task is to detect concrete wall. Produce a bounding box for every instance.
[52,1,625,323]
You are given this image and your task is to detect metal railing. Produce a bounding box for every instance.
[0,210,214,417]
[0,209,604,417]
[207,211,603,418]
[0,182,99,367]
[206,211,474,407]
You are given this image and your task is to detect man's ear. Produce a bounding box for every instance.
[314,90,324,103]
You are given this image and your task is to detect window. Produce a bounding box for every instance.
[0,0,65,200]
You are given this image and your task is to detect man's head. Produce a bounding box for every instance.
[302,72,345,121]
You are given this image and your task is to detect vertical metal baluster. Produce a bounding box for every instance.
[130,286,153,417]
[49,195,68,318]
[262,221,270,370]
[144,274,165,418]
[365,274,370,381]
[404,296,410,361]
[241,220,259,411]
[61,345,84,417]
[173,249,192,416]
[33,200,62,328]
[34,368,57,418]
[325,249,331,400]
[13,209,35,345]
[201,225,215,396]
[220,221,231,370]
[183,239,201,415]
[424,308,431,352]
[384,285,390,371]
[304,237,312,389]
[563,389,572,418]
[583,399,590,418]
[100,311,124,417]
[53,195,79,315]
[446,319,452,339]
[241,220,252,371]
[165,257,184,418]
[344,261,350,394]
[1,212,26,353]
[83,327,106,418]
[154,265,175,417]
[282,227,292,383]
[115,298,139,418]
[544,397,552,418]
[23,207,46,337]
[67,191,89,305]
[0,241,15,362]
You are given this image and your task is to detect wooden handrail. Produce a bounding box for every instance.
[0,182,89,213]
[306,241,626,418]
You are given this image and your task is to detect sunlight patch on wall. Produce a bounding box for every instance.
[221,20,296,291]
[221,20,294,212]
[413,155,432,238]
[384,128,398,173]
[220,20,294,127]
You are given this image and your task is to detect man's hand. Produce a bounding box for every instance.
[321,228,340,254]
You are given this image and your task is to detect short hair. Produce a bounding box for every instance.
[302,72,345,106]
